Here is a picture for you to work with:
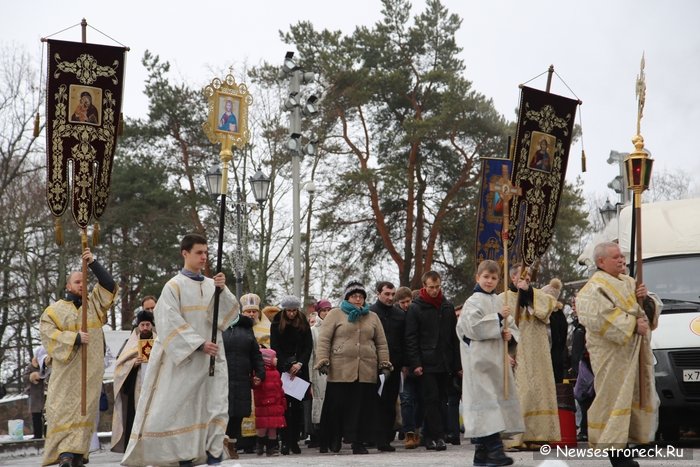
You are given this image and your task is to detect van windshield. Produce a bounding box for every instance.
[641,255,700,304]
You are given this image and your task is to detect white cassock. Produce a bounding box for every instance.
[121,273,239,466]
[457,291,524,438]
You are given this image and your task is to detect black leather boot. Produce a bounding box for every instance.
[256,436,266,456]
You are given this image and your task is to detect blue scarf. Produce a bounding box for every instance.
[340,300,369,323]
[181,268,204,282]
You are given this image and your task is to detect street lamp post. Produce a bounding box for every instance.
[280,51,319,297]
[249,167,271,299]
[599,198,617,227]
[301,181,317,307]
[208,167,271,300]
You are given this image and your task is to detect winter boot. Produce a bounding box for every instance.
[256,436,267,456]
[479,446,514,466]
[473,444,488,465]
[404,431,419,449]
[266,437,279,456]
[224,437,238,459]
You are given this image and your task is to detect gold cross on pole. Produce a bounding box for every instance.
[488,163,521,399]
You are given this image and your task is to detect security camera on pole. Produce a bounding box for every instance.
[280,51,319,298]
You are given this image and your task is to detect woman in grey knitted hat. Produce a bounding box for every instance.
[270,295,312,455]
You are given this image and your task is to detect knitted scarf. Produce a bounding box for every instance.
[340,300,369,323]
[419,287,444,309]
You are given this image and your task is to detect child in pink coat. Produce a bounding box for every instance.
[253,348,286,456]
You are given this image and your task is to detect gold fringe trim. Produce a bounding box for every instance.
[33,112,40,137]
[581,149,587,173]
[54,217,64,246]
[92,222,100,247]
[118,112,124,136]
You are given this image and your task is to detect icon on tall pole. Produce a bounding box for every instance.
[202,72,252,375]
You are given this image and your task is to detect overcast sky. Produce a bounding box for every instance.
[3,0,699,203]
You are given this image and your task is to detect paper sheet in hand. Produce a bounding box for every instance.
[378,373,386,396]
[281,372,310,401]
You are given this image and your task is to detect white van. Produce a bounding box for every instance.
[579,198,700,441]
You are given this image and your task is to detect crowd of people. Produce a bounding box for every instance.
[31,235,660,467]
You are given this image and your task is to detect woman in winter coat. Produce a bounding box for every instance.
[270,295,313,455]
[314,280,392,454]
[253,348,286,456]
[308,299,332,445]
[222,303,265,459]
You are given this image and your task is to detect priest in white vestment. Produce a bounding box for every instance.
[122,234,239,466]
[576,242,661,467]
[502,264,560,446]
[40,248,117,467]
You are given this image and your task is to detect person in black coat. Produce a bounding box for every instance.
[370,281,405,451]
[270,295,313,455]
[404,271,460,452]
[222,311,265,458]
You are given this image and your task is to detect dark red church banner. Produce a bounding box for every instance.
[508,86,578,266]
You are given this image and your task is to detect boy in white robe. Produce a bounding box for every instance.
[457,260,523,466]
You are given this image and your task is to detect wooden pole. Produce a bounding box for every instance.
[79,18,88,417]
[634,191,645,408]
[488,162,521,399]
[502,198,511,400]
[546,65,554,93]
[80,229,88,416]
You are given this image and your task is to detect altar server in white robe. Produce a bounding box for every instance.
[457,259,523,467]
[122,233,239,467]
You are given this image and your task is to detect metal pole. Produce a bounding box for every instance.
[292,152,301,297]
[302,190,313,306]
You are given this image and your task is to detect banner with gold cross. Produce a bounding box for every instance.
[475,157,515,266]
[45,39,126,233]
[507,86,578,266]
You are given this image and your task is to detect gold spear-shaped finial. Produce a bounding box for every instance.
[635,53,646,136]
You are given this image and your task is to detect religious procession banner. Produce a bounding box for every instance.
[45,39,126,230]
[507,86,578,266]
[475,157,516,266]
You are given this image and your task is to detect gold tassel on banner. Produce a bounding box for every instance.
[92,222,100,247]
[54,217,64,246]
[581,149,587,173]
[118,112,124,136]
[33,113,40,137]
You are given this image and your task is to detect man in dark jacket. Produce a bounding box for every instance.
[405,271,460,452]
[370,281,405,452]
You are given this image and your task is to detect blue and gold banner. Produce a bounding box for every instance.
[45,39,126,229]
[475,157,516,268]
[508,86,579,266]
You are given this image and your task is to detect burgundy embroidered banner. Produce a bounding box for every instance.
[507,86,578,266]
[45,39,126,229]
